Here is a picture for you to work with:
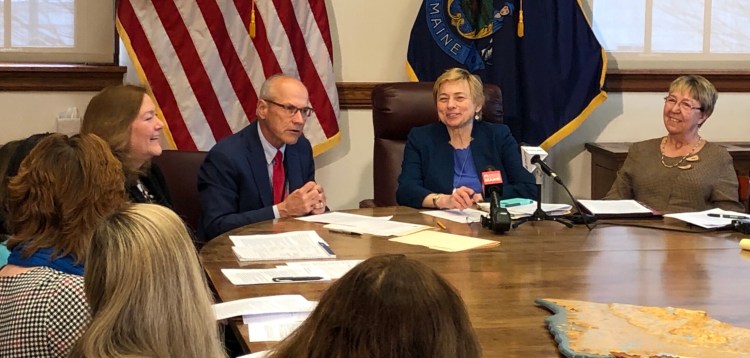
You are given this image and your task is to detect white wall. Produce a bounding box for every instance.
[0,92,97,143]
[2,0,750,210]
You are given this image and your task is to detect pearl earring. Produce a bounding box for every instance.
[474,112,480,120]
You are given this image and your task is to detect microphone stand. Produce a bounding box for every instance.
[512,166,573,229]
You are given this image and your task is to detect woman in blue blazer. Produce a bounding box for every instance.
[397,68,536,209]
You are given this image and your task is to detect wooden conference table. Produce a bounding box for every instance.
[200,206,750,357]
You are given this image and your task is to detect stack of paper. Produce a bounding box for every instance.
[230,230,335,262]
[389,231,499,252]
[221,259,363,285]
[213,294,316,343]
[577,199,656,217]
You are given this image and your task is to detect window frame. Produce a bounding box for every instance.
[0,64,125,91]
[0,0,116,64]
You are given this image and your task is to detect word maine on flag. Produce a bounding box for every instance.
[117,0,340,155]
[407,0,607,149]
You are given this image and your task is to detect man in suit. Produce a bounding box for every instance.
[197,74,326,242]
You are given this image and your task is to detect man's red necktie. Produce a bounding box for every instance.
[273,150,285,204]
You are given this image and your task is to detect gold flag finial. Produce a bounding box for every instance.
[249,0,256,38]
[517,0,524,38]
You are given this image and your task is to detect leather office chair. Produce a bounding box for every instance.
[151,150,207,231]
[738,175,750,212]
[360,82,504,208]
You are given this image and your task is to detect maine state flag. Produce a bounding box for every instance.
[407,0,607,148]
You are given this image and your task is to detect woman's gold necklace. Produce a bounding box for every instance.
[660,136,702,170]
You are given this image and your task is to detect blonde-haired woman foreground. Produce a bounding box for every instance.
[69,204,226,358]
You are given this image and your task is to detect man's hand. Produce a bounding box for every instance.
[278,181,326,217]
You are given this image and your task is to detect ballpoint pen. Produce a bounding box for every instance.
[272,276,324,282]
[328,228,362,236]
[318,241,335,255]
[707,213,749,220]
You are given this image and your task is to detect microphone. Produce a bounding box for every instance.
[520,146,547,173]
[479,166,510,234]
[480,166,503,202]
[520,146,563,185]
[518,145,593,230]
[530,155,562,185]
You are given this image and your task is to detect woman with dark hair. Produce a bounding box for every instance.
[1,133,54,265]
[0,133,127,357]
[81,84,172,206]
[268,254,482,358]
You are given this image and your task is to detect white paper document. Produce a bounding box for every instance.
[230,231,335,261]
[389,231,499,252]
[212,294,315,320]
[421,208,485,223]
[295,211,392,224]
[281,259,362,279]
[577,199,653,215]
[324,220,431,237]
[247,315,308,342]
[664,208,749,229]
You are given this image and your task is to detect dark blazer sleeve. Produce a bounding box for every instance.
[396,128,435,208]
[197,139,275,242]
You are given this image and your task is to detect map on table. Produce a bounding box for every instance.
[536,298,750,358]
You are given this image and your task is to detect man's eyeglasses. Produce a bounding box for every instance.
[664,96,703,112]
[263,99,314,118]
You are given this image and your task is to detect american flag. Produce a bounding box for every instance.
[116,0,340,155]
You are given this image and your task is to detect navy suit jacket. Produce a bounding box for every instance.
[197,121,315,241]
[396,120,536,208]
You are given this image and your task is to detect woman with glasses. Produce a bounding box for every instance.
[605,75,744,213]
[81,85,172,207]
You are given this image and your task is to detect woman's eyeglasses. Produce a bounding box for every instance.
[664,96,702,112]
